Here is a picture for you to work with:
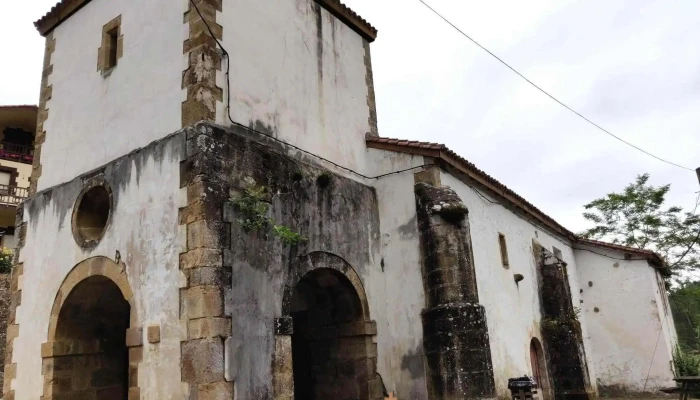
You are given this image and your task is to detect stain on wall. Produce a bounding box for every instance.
[183,123,382,399]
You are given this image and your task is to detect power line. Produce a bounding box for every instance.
[188,0,429,181]
[418,0,694,172]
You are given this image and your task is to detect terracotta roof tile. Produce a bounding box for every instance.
[366,136,666,266]
[315,0,377,41]
[35,0,377,41]
[577,238,657,257]
[0,105,38,109]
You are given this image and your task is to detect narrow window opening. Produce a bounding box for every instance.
[98,15,122,74]
[106,27,119,69]
[499,233,509,268]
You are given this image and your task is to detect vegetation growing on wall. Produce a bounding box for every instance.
[671,281,700,351]
[0,248,13,274]
[541,307,582,335]
[673,346,700,377]
[231,178,307,246]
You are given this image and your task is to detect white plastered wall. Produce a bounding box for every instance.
[11,139,186,400]
[220,0,373,175]
[38,0,187,191]
[441,172,597,398]
[575,245,677,393]
[367,149,429,398]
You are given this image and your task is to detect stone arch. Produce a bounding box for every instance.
[530,337,552,400]
[273,251,382,400]
[42,256,141,399]
[280,251,370,320]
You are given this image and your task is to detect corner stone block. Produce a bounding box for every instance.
[181,286,224,319]
[125,327,143,348]
[188,317,231,339]
[186,220,230,250]
[181,339,225,384]
[128,387,140,400]
[196,381,235,400]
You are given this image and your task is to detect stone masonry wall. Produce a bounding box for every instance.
[535,242,591,400]
[3,207,25,400]
[0,274,10,391]
[182,122,383,400]
[413,169,496,400]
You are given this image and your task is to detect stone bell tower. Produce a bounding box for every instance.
[6,0,382,399]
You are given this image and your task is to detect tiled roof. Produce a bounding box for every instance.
[35,0,377,41]
[0,105,38,110]
[34,0,88,36]
[577,238,661,259]
[316,0,377,42]
[366,136,665,266]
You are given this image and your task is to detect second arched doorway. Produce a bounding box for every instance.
[279,251,382,400]
[290,267,379,400]
[530,337,552,400]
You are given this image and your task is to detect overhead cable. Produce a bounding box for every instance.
[419,0,694,172]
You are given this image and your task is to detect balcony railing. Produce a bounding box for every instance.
[0,143,33,165]
[0,185,28,206]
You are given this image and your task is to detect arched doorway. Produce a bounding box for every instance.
[289,267,378,400]
[42,257,137,400]
[530,338,551,400]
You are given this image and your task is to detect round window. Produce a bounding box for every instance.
[73,185,111,245]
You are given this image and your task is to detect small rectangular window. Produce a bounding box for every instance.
[553,246,563,260]
[98,15,122,74]
[498,233,509,268]
[106,27,119,68]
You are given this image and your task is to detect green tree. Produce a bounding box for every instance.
[671,281,700,351]
[580,174,700,277]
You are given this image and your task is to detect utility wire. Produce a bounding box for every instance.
[418,0,694,172]
[188,0,429,181]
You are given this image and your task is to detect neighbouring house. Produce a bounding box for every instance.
[0,106,34,249]
[0,105,35,394]
[3,1,676,400]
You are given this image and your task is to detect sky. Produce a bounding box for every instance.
[1,0,698,232]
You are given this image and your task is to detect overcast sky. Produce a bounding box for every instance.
[1,0,698,232]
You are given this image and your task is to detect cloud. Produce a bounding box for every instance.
[2,0,698,234]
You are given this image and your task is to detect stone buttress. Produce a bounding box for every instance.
[414,169,495,399]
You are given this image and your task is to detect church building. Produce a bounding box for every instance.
[3,0,677,399]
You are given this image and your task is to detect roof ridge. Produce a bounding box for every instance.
[35,0,377,41]
[367,135,664,264]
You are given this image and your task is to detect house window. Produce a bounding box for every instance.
[498,233,509,268]
[552,246,563,260]
[0,172,11,187]
[98,16,123,73]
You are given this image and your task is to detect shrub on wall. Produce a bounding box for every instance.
[0,248,12,274]
[674,346,700,377]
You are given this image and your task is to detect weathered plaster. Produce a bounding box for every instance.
[368,148,429,399]
[220,0,375,175]
[12,133,187,400]
[188,123,383,399]
[0,273,10,392]
[575,245,676,394]
[37,0,186,191]
[441,172,597,399]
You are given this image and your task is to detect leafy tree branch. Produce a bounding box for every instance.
[579,174,700,276]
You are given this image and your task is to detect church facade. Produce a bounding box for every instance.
[4,1,676,399]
